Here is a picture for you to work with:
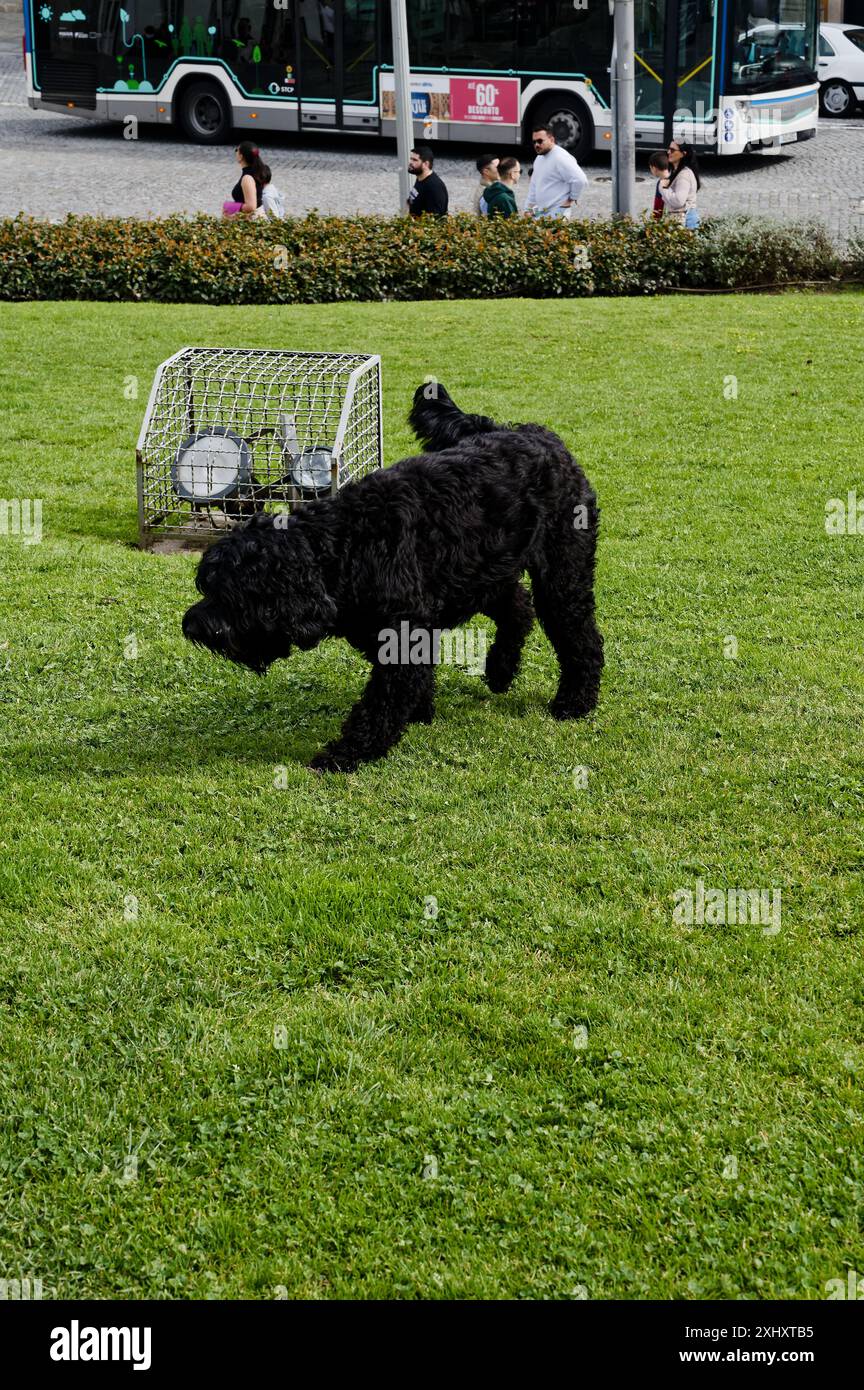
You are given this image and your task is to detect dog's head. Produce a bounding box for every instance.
[182,512,336,674]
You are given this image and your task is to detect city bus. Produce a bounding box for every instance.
[23,0,820,157]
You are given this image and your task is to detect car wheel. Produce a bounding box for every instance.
[529,97,594,160]
[820,80,855,118]
[178,81,232,143]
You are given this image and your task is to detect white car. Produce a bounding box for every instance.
[818,23,864,117]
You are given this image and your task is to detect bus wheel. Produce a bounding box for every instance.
[529,97,593,159]
[820,80,855,118]
[179,81,232,143]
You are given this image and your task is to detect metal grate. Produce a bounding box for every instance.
[136,348,383,546]
[37,59,98,107]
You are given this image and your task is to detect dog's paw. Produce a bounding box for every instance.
[484,645,520,694]
[308,748,359,774]
[549,694,595,721]
[484,663,516,695]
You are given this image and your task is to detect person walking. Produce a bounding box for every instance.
[407,145,449,217]
[473,153,499,215]
[497,157,522,193]
[659,140,701,228]
[480,158,519,218]
[225,140,266,218]
[648,150,669,220]
[524,126,587,220]
[492,156,521,215]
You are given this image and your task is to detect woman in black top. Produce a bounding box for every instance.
[231,141,266,217]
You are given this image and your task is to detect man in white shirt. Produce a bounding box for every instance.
[524,125,588,220]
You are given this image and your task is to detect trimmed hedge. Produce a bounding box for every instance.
[0,212,858,304]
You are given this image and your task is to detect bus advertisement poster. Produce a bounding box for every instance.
[449,77,519,124]
[380,73,520,125]
[381,73,450,122]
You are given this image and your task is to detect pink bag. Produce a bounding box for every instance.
[222,200,244,217]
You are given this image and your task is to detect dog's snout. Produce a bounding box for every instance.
[183,600,218,646]
[182,604,202,643]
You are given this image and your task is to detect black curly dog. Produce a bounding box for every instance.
[182,384,603,772]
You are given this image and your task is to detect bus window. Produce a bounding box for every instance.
[101,0,187,94]
[407,1,610,100]
[635,0,665,117]
[518,1,610,101]
[343,0,376,102]
[730,0,817,92]
[221,0,296,96]
[299,0,335,100]
[676,0,714,118]
[408,0,513,70]
[162,5,218,61]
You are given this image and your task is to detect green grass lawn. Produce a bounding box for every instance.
[0,296,862,1301]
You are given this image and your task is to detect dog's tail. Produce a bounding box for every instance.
[408,382,501,453]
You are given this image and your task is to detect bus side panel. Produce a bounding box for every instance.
[27,0,300,117]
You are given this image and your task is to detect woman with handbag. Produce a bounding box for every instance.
[660,140,702,229]
[223,141,266,219]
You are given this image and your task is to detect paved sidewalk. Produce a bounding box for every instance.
[1,52,863,239]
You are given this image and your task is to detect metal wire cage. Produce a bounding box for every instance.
[136,347,383,546]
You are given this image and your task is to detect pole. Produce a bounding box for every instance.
[390,0,414,214]
[611,0,635,218]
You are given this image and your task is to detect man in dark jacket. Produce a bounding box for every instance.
[407,146,449,217]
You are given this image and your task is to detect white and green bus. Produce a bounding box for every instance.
[24,0,819,156]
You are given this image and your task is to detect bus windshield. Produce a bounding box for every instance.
[730,0,818,92]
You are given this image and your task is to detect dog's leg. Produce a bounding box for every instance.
[309,662,435,773]
[483,582,535,694]
[530,567,603,720]
[410,676,435,725]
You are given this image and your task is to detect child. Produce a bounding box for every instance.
[260,164,286,220]
[473,153,499,215]
[649,151,669,220]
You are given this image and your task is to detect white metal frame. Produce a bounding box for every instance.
[136,347,383,546]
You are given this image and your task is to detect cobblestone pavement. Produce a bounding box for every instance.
[1,48,863,239]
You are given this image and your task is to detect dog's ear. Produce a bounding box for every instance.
[196,515,336,649]
[275,524,337,648]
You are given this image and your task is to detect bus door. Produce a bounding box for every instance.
[30,0,107,109]
[670,0,715,141]
[633,1,667,140]
[634,1,716,148]
[295,0,379,131]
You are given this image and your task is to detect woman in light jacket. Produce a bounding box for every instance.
[660,140,701,228]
